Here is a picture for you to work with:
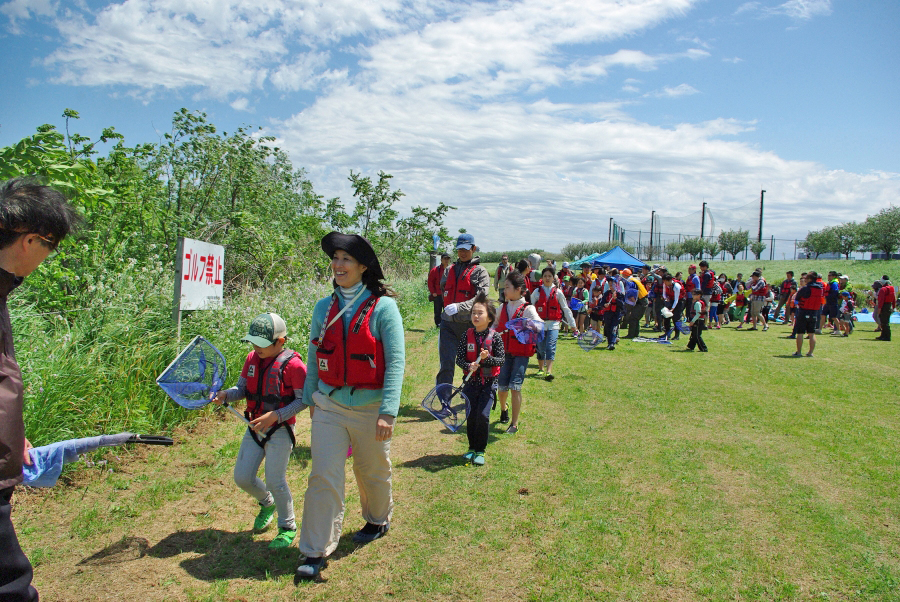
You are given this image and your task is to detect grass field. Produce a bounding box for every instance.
[12,260,900,600]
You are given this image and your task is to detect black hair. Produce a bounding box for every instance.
[699,260,709,268]
[786,270,794,277]
[807,271,819,281]
[515,259,530,273]
[541,266,555,277]
[361,269,395,298]
[505,269,527,295]
[662,273,673,281]
[0,177,82,249]
[472,291,496,324]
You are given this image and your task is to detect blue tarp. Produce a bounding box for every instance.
[570,252,602,268]
[593,246,648,271]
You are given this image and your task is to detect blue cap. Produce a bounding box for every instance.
[456,232,475,250]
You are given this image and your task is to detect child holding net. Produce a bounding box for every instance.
[213,313,307,548]
[495,270,542,435]
[456,292,505,466]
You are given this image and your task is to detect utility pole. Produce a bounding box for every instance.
[700,202,706,259]
[608,218,613,242]
[758,190,765,243]
[649,210,655,259]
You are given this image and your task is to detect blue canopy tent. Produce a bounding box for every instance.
[593,246,648,271]
[569,253,603,268]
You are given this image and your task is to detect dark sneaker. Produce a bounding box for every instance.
[505,425,518,434]
[352,522,390,544]
[294,557,327,583]
[499,409,509,424]
[545,374,555,382]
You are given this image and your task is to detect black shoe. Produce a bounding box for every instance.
[786,335,796,339]
[295,557,327,583]
[545,374,555,381]
[607,344,615,351]
[499,409,509,424]
[352,522,389,544]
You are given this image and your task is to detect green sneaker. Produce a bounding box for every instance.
[253,503,277,531]
[535,370,545,377]
[269,527,297,549]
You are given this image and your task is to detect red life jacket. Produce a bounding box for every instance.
[665,281,686,302]
[314,294,385,390]
[752,279,769,298]
[735,291,747,307]
[466,328,502,383]
[244,349,303,426]
[600,288,618,314]
[780,279,794,295]
[443,262,478,304]
[499,303,536,357]
[684,274,697,292]
[689,298,707,321]
[798,283,824,310]
[673,279,687,300]
[535,286,563,321]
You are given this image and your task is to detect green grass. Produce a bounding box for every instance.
[14,271,900,600]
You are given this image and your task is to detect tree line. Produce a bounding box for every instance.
[0,108,455,313]
[799,207,900,259]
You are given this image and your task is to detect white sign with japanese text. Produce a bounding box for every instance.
[178,237,224,310]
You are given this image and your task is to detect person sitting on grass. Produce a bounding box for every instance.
[213,313,307,549]
[792,272,823,357]
[456,292,505,465]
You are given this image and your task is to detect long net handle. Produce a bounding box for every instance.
[223,401,251,425]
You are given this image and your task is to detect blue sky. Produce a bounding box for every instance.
[1,0,898,252]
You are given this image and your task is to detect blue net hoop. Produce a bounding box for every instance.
[421,383,470,432]
[568,297,584,312]
[577,329,604,351]
[505,317,545,345]
[157,336,227,410]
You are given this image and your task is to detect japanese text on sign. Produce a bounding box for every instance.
[178,238,224,310]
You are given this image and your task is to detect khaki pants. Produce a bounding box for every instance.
[298,391,393,558]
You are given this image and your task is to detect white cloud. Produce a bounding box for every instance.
[8,0,894,253]
[230,97,251,112]
[734,0,832,20]
[775,0,832,20]
[649,83,699,97]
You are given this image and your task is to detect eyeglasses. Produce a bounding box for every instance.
[33,233,60,256]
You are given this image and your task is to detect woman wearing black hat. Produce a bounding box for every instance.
[295,232,405,581]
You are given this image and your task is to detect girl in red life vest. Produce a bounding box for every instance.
[732,283,748,326]
[572,277,589,334]
[588,285,604,332]
[530,267,578,379]
[455,293,505,465]
[494,270,543,435]
[213,313,307,549]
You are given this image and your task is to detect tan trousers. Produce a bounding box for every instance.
[297,391,393,558]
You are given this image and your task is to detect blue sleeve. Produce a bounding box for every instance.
[375,297,405,417]
[302,297,330,406]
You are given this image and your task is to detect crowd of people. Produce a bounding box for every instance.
[427,239,898,467]
[3,177,897,596]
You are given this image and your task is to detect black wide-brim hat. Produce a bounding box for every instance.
[321,231,385,281]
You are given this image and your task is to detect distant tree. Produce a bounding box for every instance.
[750,240,767,260]
[860,206,900,258]
[681,237,705,260]
[717,229,750,260]
[704,239,721,260]
[664,241,684,260]
[561,241,635,259]
[830,222,863,259]
[799,228,835,258]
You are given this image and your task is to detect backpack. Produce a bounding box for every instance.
[624,278,639,305]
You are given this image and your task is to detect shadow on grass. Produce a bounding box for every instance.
[399,453,463,472]
[147,528,361,582]
[773,354,806,358]
[401,406,448,424]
